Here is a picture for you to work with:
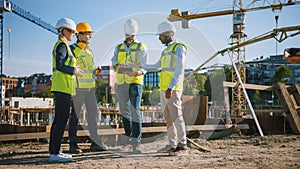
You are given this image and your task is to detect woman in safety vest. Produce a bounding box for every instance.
[48,18,83,162]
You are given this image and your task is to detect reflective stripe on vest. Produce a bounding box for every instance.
[159,42,187,91]
[116,42,144,85]
[70,43,95,89]
[51,40,76,95]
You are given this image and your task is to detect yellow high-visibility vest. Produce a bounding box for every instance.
[116,42,145,85]
[51,40,76,95]
[159,42,187,91]
[70,43,95,90]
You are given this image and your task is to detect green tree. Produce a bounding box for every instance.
[39,86,54,98]
[224,67,232,82]
[149,87,160,105]
[95,79,111,104]
[142,85,152,105]
[273,65,292,84]
[182,73,206,96]
[194,73,207,93]
[253,90,261,104]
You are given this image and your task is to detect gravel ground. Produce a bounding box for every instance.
[0,134,299,169]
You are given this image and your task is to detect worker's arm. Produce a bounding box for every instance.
[168,44,186,90]
[111,44,120,70]
[137,43,148,75]
[55,43,74,75]
[143,50,161,72]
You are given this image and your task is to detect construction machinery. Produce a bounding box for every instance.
[284,48,300,64]
[185,24,300,136]
[169,0,300,117]
[0,0,57,107]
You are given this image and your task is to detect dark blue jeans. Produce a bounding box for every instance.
[49,92,71,154]
[117,83,142,145]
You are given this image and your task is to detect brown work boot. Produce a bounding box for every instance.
[157,145,176,153]
[90,142,107,152]
[168,145,188,156]
[118,144,133,152]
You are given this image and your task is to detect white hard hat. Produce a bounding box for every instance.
[55,18,77,32]
[124,19,138,35]
[157,21,176,35]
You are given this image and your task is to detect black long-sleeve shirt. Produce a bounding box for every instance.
[55,42,74,75]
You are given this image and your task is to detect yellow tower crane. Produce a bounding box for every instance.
[168,0,300,117]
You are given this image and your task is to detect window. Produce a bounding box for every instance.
[14,101,19,108]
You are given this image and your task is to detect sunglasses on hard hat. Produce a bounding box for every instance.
[65,28,77,35]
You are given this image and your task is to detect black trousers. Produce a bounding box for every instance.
[49,92,72,154]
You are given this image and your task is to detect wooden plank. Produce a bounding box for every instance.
[182,96,201,125]
[0,132,50,141]
[0,124,249,142]
[199,96,209,124]
[223,81,274,91]
[291,84,300,106]
[186,124,250,131]
[186,137,210,152]
[274,83,300,134]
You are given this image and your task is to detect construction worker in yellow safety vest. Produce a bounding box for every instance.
[111,19,148,154]
[49,18,84,162]
[69,22,107,153]
[153,21,188,156]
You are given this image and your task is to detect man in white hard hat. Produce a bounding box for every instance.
[49,18,84,162]
[111,19,148,153]
[155,21,188,156]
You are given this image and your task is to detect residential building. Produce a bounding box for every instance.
[144,71,159,89]
[97,66,116,94]
[2,77,18,97]
[246,55,300,85]
[143,69,194,90]
[23,73,51,95]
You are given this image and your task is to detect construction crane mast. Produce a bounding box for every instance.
[231,0,247,117]
[0,0,57,107]
[168,0,300,116]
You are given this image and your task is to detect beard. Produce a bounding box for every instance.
[125,38,134,45]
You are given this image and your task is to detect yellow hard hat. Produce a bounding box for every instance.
[76,22,93,33]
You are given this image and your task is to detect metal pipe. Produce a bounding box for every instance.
[228,53,264,136]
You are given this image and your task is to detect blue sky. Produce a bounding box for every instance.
[3,0,300,77]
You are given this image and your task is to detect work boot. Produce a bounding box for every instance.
[168,144,188,156]
[118,144,133,152]
[69,143,83,154]
[90,142,107,152]
[132,144,142,154]
[157,145,176,153]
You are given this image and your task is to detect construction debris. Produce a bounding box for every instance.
[199,125,242,140]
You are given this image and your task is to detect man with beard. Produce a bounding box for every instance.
[111,19,148,154]
[155,21,188,156]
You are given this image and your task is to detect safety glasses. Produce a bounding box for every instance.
[65,28,77,35]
